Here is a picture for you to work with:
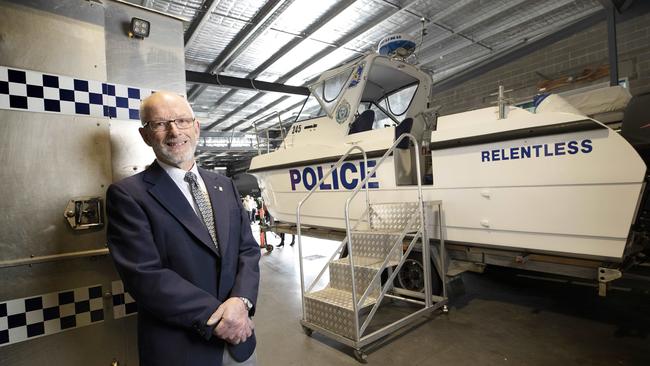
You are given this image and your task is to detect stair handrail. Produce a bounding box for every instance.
[296,145,370,317]
[344,132,425,341]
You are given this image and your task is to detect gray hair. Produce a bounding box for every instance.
[139,91,195,126]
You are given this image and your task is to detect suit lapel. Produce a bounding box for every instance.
[144,162,219,257]
[200,168,230,258]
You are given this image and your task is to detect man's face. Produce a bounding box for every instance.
[139,94,200,170]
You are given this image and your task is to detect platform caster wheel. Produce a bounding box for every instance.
[442,305,449,314]
[265,244,274,252]
[353,349,368,363]
[301,325,313,337]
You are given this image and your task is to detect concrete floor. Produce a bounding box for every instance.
[251,224,650,366]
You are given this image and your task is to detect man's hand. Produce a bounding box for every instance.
[206,298,254,344]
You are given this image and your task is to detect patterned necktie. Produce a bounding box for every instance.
[184,171,218,250]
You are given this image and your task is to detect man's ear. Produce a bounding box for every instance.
[139,127,153,146]
[195,118,201,137]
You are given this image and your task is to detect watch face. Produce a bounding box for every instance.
[240,297,252,310]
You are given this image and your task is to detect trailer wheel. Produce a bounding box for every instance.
[301,325,313,337]
[396,252,442,295]
[353,349,368,363]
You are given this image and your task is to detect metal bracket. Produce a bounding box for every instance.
[597,267,622,297]
[64,197,104,230]
[515,254,530,264]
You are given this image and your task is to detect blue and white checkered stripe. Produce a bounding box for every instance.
[0,66,153,120]
[111,281,137,319]
[0,285,104,347]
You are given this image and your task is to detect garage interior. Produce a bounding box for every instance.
[1,0,650,365]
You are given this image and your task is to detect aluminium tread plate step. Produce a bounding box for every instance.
[346,232,404,260]
[350,229,404,235]
[331,256,400,269]
[304,287,378,340]
[304,287,377,310]
[329,256,400,295]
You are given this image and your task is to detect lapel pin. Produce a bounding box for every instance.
[218,186,223,191]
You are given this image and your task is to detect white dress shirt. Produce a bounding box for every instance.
[157,160,209,217]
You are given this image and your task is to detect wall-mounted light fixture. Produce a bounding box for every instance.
[129,17,150,39]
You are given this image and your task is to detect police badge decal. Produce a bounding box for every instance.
[336,100,350,124]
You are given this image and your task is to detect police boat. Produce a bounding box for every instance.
[248,35,650,284]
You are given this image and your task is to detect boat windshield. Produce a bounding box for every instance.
[358,60,420,129]
[295,94,326,122]
[308,66,354,117]
[377,83,419,117]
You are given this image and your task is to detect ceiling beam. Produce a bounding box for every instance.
[247,0,358,80]
[428,8,598,82]
[186,71,309,96]
[230,75,321,132]
[204,94,267,130]
[430,10,606,94]
[242,99,305,132]
[184,0,220,49]
[222,95,293,131]
[396,0,476,38]
[418,0,575,66]
[209,0,298,75]
[416,0,528,58]
[187,0,290,102]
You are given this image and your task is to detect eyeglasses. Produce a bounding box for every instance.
[143,117,195,131]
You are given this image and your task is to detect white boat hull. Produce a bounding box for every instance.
[253,118,645,261]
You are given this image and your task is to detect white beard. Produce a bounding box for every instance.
[154,139,198,168]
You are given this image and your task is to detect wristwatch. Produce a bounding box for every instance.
[239,297,253,311]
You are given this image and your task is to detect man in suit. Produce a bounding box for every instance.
[106,91,260,365]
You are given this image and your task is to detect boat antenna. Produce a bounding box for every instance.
[416,17,427,60]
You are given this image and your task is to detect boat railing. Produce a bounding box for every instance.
[295,145,370,316]
[252,111,287,155]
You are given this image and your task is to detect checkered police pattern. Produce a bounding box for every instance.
[0,66,153,120]
[111,281,137,319]
[0,285,104,347]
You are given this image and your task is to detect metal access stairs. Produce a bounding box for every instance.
[296,136,447,362]
[303,202,419,340]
